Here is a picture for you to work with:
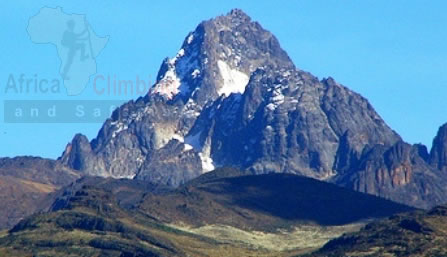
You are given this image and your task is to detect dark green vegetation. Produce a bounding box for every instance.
[0,168,414,257]
[309,205,447,257]
[0,187,188,257]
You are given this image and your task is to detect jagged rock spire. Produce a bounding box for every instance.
[430,123,447,171]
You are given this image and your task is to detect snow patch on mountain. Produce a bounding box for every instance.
[199,135,215,172]
[110,121,128,138]
[199,152,215,172]
[114,174,136,179]
[185,131,215,172]
[171,134,197,152]
[217,60,249,97]
[151,44,201,100]
[187,33,194,44]
[151,48,185,100]
[151,67,181,100]
[266,87,285,111]
[184,98,202,117]
[191,69,200,78]
[172,134,185,143]
[184,144,193,151]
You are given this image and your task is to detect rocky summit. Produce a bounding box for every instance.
[60,9,447,209]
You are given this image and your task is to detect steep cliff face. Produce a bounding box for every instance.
[430,123,447,172]
[182,70,400,180]
[59,9,447,208]
[334,141,447,208]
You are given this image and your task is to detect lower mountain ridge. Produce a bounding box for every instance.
[309,205,447,257]
[0,157,80,229]
[0,168,413,257]
[139,168,413,230]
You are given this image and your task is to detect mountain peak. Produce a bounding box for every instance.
[228,8,250,18]
[59,9,447,209]
[149,9,294,104]
[215,8,252,26]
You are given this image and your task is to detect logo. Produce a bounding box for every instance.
[3,6,154,124]
[27,6,109,95]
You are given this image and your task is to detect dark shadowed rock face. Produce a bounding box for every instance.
[60,9,447,208]
[60,134,93,172]
[334,141,447,209]
[140,168,414,231]
[430,123,447,172]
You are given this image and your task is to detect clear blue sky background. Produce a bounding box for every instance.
[0,1,446,158]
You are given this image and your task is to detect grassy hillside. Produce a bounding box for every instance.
[0,186,308,256]
[308,205,447,257]
[0,157,80,229]
[0,168,416,256]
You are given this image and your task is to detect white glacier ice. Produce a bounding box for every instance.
[217,60,249,97]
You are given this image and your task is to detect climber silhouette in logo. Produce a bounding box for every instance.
[61,19,95,80]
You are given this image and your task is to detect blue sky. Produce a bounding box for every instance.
[0,1,446,158]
